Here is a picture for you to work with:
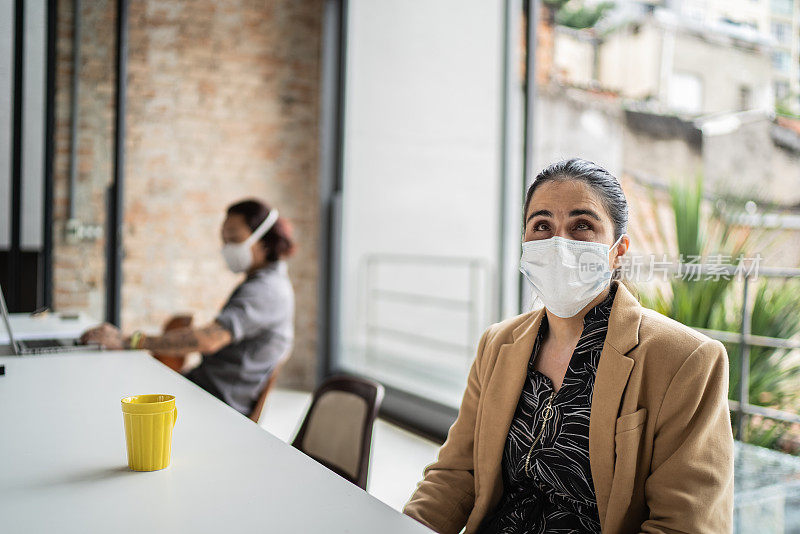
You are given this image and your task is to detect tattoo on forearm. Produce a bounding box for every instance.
[142,324,230,355]
[142,329,200,355]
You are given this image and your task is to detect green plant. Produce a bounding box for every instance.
[555,0,615,29]
[725,278,800,411]
[639,173,748,330]
[639,174,800,452]
[775,93,800,119]
[543,0,571,9]
[743,416,786,451]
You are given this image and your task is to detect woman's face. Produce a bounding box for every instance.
[221,213,267,266]
[221,213,251,245]
[524,179,627,268]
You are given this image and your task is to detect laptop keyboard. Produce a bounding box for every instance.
[22,344,98,355]
[20,338,67,348]
[18,339,101,355]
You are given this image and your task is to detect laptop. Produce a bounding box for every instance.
[0,284,101,355]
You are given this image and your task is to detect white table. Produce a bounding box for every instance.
[0,312,97,343]
[0,351,432,533]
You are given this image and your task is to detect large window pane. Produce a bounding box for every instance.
[337,0,508,407]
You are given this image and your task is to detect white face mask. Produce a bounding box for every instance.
[221,209,279,273]
[519,234,625,318]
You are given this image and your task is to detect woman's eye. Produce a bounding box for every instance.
[533,222,549,231]
[574,221,591,231]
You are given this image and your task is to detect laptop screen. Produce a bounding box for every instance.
[0,284,21,355]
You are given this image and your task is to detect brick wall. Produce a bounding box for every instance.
[52,0,116,318]
[53,0,324,389]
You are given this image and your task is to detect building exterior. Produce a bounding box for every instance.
[666,0,800,113]
[533,83,800,268]
[553,4,774,116]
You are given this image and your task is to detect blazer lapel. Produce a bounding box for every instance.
[477,307,544,509]
[589,281,642,528]
[475,281,643,524]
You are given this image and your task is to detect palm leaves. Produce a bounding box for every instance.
[640,174,800,451]
[640,173,748,330]
[726,280,800,411]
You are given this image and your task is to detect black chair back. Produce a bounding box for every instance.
[292,374,385,490]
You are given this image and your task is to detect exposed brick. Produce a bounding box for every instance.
[52,0,323,391]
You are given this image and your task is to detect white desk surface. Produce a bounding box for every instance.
[0,351,432,533]
[0,312,97,343]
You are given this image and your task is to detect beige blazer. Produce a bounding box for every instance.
[402,280,734,534]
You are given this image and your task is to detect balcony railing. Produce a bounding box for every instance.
[362,254,800,440]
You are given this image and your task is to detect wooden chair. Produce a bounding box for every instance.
[248,357,288,423]
[291,374,385,490]
[152,314,193,372]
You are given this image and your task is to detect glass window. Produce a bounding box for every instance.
[669,72,704,114]
[775,80,790,101]
[740,85,753,110]
[336,0,519,408]
[772,50,791,72]
[771,0,794,16]
[771,20,791,43]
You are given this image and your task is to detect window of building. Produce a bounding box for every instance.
[771,20,791,43]
[771,0,795,16]
[740,85,753,110]
[775,79,791,101]
[669,72,704,114]
[772,50,791,72]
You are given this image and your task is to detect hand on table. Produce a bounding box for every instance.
[80,323,124,350]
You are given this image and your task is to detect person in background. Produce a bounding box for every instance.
[81,199,296,416]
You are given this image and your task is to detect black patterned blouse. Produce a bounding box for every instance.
[476,282,618,534]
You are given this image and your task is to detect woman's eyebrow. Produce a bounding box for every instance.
[526,209,552,223]
[569,208,601,221]
[525,208,601,223]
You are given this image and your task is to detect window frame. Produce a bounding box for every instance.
[317,0,534,440]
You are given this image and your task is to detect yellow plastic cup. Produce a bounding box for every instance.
[120,394,177,471]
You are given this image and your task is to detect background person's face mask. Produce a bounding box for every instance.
[519,234,625,318]
[221,209,279,273]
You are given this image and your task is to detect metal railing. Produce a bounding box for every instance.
[360,255,800,441]
[362,253,493,370]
